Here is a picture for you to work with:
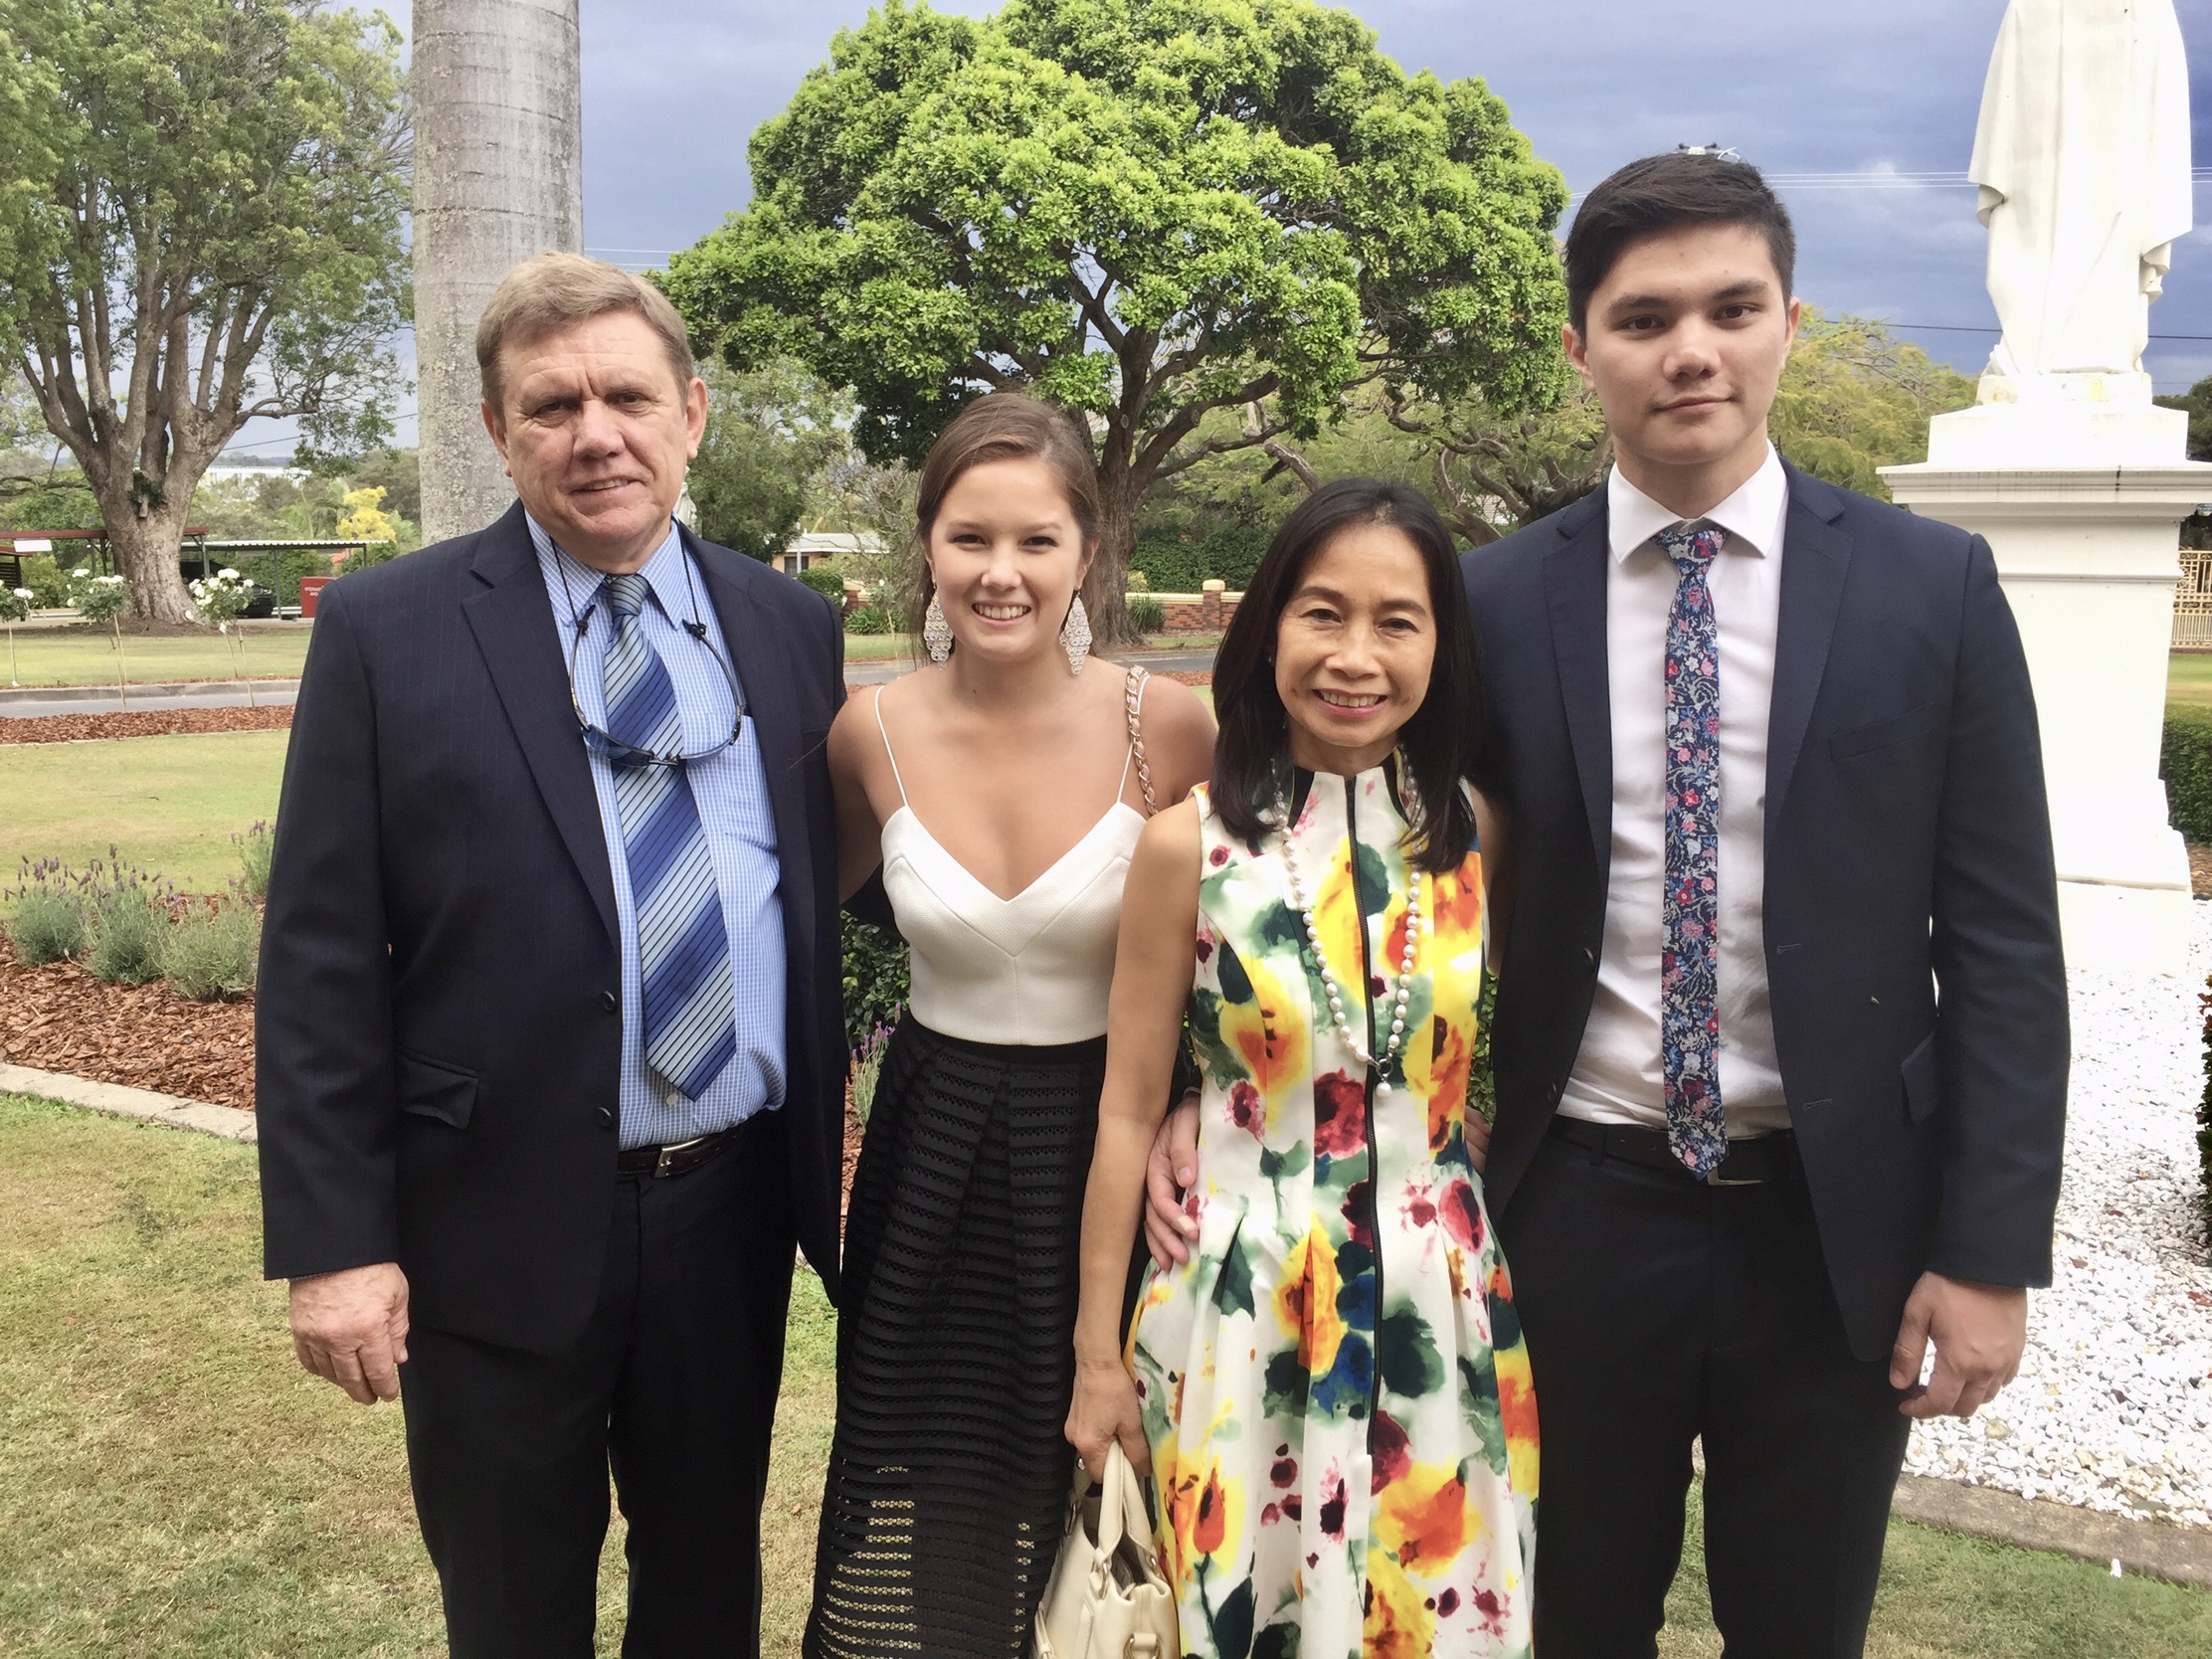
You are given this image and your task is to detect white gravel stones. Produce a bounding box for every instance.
[1902,902,2212,1528]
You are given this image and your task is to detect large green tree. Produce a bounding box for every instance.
[689,357,855,562]
[1768,308,1977,499]
[663,0,1567,642]
[0,0,409,621]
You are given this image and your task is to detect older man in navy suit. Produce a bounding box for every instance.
[257,254,849,1657]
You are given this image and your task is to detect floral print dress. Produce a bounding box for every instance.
[1130,766,1538,1659]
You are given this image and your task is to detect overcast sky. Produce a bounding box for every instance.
[239,0,2212,455]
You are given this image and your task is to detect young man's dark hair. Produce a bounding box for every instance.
[1563,152,1798,335]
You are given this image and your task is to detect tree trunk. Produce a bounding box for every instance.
[1084,465,1142,651]
[103,493,198,623]
[413,0,584,543]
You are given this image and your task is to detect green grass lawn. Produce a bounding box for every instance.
[2168,650,2212,715]
[2,1093,2204,1657]
[0,730,289,892]
[1,627,312,689]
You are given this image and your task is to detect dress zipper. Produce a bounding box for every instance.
[1345,776,1384,1447]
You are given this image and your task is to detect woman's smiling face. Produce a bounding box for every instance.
[1272,522,1436,777]
[925,456,1091,665]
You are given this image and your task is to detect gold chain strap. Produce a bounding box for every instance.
[1123,664,1158,815]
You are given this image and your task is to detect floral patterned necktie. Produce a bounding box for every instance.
[1656,523,1729,1177]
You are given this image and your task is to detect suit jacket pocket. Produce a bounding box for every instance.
[1900,1030,1939,1125]
[397,1049,477,1130]
[1829,702,1938,761]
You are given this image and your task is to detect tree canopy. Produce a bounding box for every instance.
[688,358,853,563]
[663,0,1568,638]
[1767,309,1977,498]
[0,0,410,619]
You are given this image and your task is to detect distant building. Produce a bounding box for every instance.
[774,530,886,576]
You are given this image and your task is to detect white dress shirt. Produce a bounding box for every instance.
[1559,447,1791,1138]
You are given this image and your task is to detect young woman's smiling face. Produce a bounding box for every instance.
[925,456,1091,665]
[1272,522,1435,776]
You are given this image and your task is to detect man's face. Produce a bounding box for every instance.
[483,310,707,573]
[1566,222,1798,489]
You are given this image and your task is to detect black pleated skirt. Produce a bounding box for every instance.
[805,1017,1105,1659]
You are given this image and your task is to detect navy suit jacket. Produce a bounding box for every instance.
[1461,465,2069,1362]
[257,503,849,1353]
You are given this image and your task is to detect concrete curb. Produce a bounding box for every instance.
[4,1064,2207,1584]
[1891,1472,2212,1589]
[0,1061,256,1143]
[0,678,301,705]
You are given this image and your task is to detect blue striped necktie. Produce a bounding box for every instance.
[1656,522,1729,1178]
[599,574,737,1106]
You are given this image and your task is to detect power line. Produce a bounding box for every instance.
[1881,322,2212,342]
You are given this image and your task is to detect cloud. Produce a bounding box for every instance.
[394,0,2212,393]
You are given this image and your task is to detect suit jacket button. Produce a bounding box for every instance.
[601,991,619,1014]
[596,1106,615,1129]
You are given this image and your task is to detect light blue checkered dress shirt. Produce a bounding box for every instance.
[529,514,787,1149]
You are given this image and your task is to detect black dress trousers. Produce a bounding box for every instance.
[1499,1127,1914,1659]
[400,1111,796,1659]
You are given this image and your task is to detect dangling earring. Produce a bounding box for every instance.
[923,596,953,664]
[1060,596,1092,675]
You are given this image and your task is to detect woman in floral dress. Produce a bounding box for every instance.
[1067,479,1538,1659]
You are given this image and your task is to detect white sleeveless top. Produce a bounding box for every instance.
[875,684,1147,1046]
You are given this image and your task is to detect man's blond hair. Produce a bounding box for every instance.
[475,252,697,413]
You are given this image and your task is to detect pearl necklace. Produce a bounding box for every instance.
[1273,780,1425,1099]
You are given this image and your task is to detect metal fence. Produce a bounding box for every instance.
[2177,550,2212,649]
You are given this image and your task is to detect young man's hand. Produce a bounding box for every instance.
[290,1262,411,1404]
[1889,1272,2026,1418]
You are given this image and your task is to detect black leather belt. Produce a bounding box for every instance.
[1550,1115,1802,1187]
[617,1124,742,1179]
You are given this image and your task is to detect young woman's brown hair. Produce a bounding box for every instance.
[905,393,1101,632]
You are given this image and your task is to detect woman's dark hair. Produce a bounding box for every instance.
[1565,152,1796,336]
[1211,479,1483,874]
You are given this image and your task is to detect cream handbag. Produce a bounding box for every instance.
[1034,1441,1180,1659]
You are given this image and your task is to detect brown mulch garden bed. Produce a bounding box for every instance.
[0,705,295,744]
[0,937,256,1109]
[1163,669,1212,687]
[3,928,872,1208]
[2188,843,2212,900]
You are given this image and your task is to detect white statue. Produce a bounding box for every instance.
[1968,0,2193,384]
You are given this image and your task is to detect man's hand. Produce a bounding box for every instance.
[1143,1092,1202,1268]
[1889,1272,2026,1419]
[289,1262,411,1404]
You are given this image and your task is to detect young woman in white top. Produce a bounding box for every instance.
[807,394,1213,1659]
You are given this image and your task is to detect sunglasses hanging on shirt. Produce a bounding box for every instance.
[554,541,746,771]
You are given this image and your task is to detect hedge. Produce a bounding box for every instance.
[1130,524,1273,595]
[841,913,910,1048]
[2160,711,2212,843]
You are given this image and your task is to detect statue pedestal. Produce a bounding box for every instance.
[1882,398,2212,975]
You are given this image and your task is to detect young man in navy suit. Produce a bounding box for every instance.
[1151,154,2067,1656]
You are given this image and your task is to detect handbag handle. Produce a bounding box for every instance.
[1088,1440,1150,1560]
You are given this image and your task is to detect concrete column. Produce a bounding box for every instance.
[1884,392,2212,973]
[413,0,583,543]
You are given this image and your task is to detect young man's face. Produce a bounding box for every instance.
[1566,222,1799,488]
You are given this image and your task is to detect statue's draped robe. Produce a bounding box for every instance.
[1969,0,2193,377]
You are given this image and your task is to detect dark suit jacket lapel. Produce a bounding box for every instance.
[1766,466,1852,839]
[461,503,620,946]
[690,533,817,984]
[1542,492,1614,872]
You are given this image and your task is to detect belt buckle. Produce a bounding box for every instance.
[1704,1165,1763,1188]
[652,1132,711,1178]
